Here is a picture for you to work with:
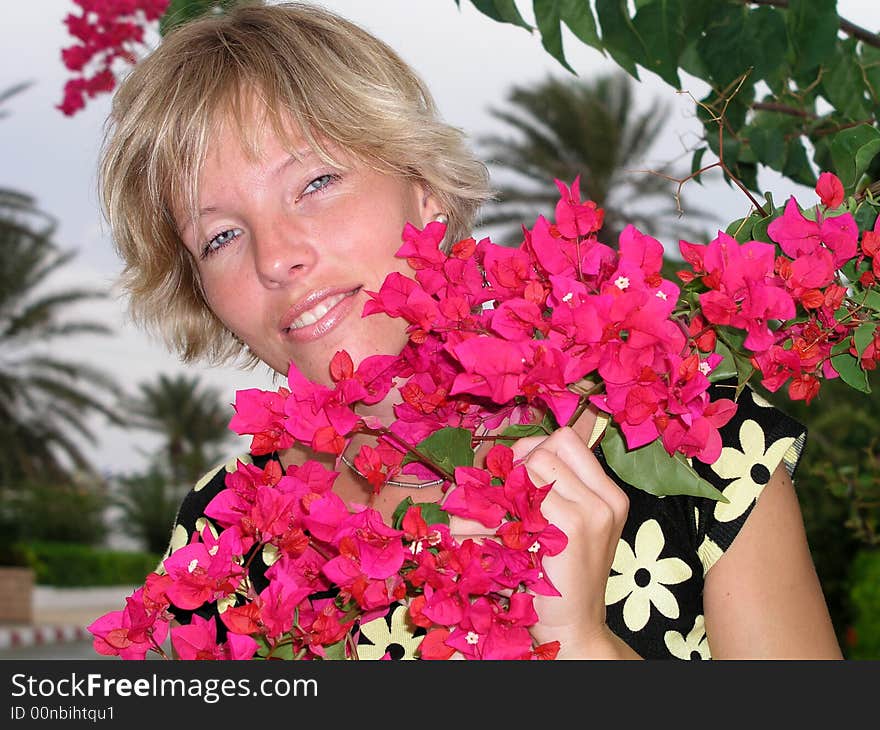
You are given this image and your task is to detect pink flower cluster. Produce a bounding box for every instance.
[679,171,877,404]
[90,447,565,660]
[57,0,168,116]
[89,172,878,660]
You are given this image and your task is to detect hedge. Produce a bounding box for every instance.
[847,548,880,660]
[19,541,161,587]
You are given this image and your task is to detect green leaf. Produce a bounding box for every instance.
[469,0,532,29]
[697,5,786,91]
[159,0,238,37]
[417,501,451,526]
[853,202,880,234]
[498,422,549,445]
[322,639,348,661]
[709,340,738,383]
[861,288,880,312]
[782,138,817,189]
[726,215,753,242]
[560,0,603,53]
[786,0,838,77]
[533,0,574,73]
[630,0,684,87]
[600,424,728,501]
[831,353,871,393]
[748,123,787,171]
[830,124,880,192]
[403,426,474,474]
[268,642,296,660]
[745,7,788,85]
[750,214,775,245]
[715,326,755,393]
[854,323,877,357]
[595,0,644,78]
[860,45,880,106]
[823,40,871,121]
[678,39,710,80]
[391,497,414,529]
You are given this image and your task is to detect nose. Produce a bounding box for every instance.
[252,219,316,287]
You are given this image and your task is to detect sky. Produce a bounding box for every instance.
[3,0,879,478]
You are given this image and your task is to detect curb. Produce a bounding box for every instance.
[0,624,92,651]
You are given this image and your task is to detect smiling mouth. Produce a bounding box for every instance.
[284,288,360,332]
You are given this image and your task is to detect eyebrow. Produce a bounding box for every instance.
[193,148,316,221]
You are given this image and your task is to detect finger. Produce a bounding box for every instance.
[517,427,629,521]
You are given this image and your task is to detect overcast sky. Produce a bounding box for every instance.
[3,0,879,477]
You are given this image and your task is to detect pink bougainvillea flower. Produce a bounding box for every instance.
[554,176,604,238]
[88,585,170,660]
[767,197,858,266]
[816,172,844,209]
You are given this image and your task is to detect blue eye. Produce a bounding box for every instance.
[301,173,340,196]
[202,227,242,258]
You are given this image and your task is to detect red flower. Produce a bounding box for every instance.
[816,172,844,209]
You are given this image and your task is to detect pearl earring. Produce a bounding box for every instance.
[433,213,448,225]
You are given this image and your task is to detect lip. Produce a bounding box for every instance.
[279,286,361,342]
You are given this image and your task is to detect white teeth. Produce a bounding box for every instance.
[288,291,352,330]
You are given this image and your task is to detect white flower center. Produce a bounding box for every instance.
[615,276,630,290]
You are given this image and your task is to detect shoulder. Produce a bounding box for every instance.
[692,381,807,572]
[710,380,807,481]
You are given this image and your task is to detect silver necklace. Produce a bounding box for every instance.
[339,454,445,489]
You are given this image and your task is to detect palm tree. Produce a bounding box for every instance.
[477,72,715,248]
[124,373,235,486]
[112,465,184,554]
[0,186,123,485]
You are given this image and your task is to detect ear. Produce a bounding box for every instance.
[418,184,444,228]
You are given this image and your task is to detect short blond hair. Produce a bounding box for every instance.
[100,0,491,364]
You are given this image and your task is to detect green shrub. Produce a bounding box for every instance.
[846,549,880,660]
[20,540,160,587]
[12,479,109,546]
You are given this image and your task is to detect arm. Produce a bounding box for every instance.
[703,463,843,659]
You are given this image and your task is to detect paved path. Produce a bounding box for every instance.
[0,585,138,659]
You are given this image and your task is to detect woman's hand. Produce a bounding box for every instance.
[447,423,637,658]
[509,427,632,658]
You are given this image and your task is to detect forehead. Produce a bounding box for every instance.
[207,105,341,170]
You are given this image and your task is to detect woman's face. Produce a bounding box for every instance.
[176,117,440,384]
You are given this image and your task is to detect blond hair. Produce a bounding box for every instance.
[100,0,491,364]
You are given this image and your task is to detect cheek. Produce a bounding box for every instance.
[200,274,260,337]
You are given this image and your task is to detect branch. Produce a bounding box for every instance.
[751,101,816,119]
[741,0,880,49]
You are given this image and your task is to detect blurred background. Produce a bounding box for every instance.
[1,0,877,659]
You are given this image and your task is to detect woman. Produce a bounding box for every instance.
[99,1,841,659]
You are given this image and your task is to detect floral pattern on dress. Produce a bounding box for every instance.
[664,614,710,660]
[356,603,425,660]
[709,419,794,523]
[605,519,692,632]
